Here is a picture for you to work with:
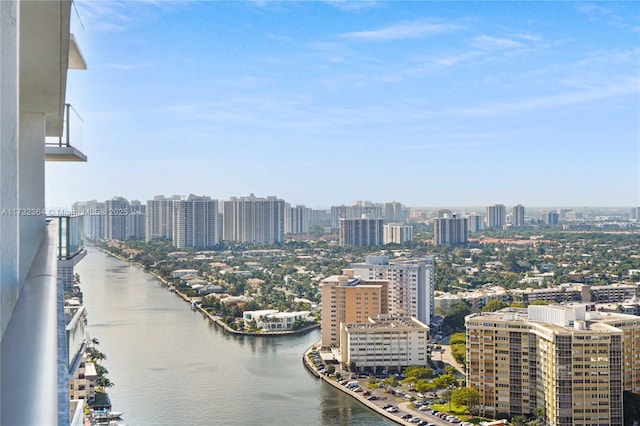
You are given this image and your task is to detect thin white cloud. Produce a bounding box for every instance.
[326,1,380,12]
[576,3,640,32]
[74,0,187,32]
[339,20,461,41]
[472,35,525,51]
[455,77,639,117]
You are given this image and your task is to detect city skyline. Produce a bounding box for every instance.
[46,1,639,208]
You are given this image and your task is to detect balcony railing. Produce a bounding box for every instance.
[1,220,62,425]
[45,103,87,162]
[49,215,85,260]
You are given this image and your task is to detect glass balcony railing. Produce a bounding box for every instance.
[49,215,85,260]
[45,104,87,162]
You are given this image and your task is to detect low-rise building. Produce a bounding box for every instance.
[339,316,429,373]
[69,356,98,403]
[435,286,508,311]
[590,283,638,303]
[171,269,199,279]
[242,310,312,331]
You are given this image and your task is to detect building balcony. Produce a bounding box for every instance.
[1,220,66,425]
[49,215,85,261]
[45,104,87,162]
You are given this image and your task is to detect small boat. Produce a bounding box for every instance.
[93,410,123,421]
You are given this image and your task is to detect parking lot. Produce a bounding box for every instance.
[306,348,472,426]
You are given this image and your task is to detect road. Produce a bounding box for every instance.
[434,335,465,374]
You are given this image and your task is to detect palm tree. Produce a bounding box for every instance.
[96,376,114,390]
[88,347,106,362]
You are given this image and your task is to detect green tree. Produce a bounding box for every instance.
[96,376,114,389]
[88,348,106,362]
[511,415,528,426]
[414,379,436,394]
[403,366,434,382]
[433,374,458,389]
[530,300,551,306]
[482,299,508,312]
[442,301,471,331]
[383,375,399,388]
[451,387,480,415]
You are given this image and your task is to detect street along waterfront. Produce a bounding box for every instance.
[77,247,393,425]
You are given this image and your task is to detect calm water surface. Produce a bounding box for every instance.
[77,247,392,425]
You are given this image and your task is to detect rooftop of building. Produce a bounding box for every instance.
[466,305,640,332]
[343,315,429,331]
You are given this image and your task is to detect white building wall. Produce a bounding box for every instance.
[351,256,434,325]
[0,0,20,337]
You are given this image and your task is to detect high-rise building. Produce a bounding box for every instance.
[339,218,383,246]
[309,209,331,229]
[466,213,483,233]
[145,195,180,242]
[384,202,404,222]
[127,200,146,240]
[383,223,413,244]
[433,215,468,245]
[438,209,453,218]
[1,1,89,421]
[511,204,525,227]
[466,305,640,424]
[105,196,129,240]
[172,195,219,248]
[73,200,106,240]
[629,207,640,221]
[485,204,506,229]
[222,194,285,245]
[331,203,384,228]
[284,204,310,234]
[351,256,435,325]
[543,210,560,225]
[320,270,389,348]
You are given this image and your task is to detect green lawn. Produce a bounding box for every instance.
[430,403,470,419]
[430,404,492,424]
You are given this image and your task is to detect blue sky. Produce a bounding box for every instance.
[46,1,640,209]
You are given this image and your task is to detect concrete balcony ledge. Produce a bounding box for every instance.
[1,221,61,425]
[45,144,87,162]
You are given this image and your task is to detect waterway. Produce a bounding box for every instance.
[77,247,393,425]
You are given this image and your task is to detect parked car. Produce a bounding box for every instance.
[367,395,378,401]
[401,413,413,419]
[418,406,431,411]
[362,390,371,396]
[409,417,422,423]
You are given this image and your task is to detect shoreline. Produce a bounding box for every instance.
[95,245,320,337]
[302,342,412,426]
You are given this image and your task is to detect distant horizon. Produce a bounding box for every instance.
[46,1,640,208]
[46,197,639,213]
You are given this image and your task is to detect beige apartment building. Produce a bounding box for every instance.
[69,357,98,403]
[340,316,429,373]
[466,305,640,426]
[321,270,388,348]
